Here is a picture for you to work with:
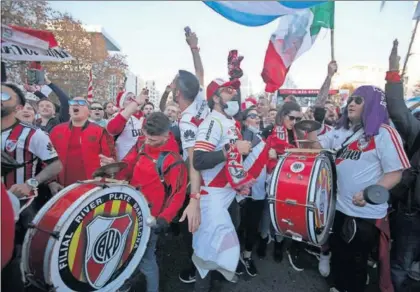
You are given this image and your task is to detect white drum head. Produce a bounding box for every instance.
[23,183,151,291]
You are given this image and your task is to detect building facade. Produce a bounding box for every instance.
[145,80,160,108]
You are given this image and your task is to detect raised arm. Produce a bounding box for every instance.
[186,31,204,86]
[315,61,337,107]
[159,85,172,112]
[385,39,420,148]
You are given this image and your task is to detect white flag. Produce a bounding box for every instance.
[414,1,420,20]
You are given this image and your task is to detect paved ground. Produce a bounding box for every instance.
[129,230,420,292]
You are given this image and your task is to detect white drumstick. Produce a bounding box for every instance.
[146,216,157,227]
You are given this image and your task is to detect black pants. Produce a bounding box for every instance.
[330,211,379,292]
[390,210,420,292]
[242,199,265,252]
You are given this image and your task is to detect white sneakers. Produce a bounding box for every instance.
[318,252,331,277]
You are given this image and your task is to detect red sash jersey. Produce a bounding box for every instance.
[266,125,299,173]
[1,183,15,270]
[50,121,116,185]
[116,132,187,222]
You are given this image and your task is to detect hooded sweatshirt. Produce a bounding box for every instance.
[117,132,187,222]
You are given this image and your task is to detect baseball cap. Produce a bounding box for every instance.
[206,78,240,101]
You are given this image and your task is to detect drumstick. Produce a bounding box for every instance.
[146,216,157,227]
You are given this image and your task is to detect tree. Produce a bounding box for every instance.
[2,1,128,104]
[1,1,52,29]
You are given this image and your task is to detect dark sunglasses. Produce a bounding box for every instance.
[347,96,364,105]
[69,100,88,106]
[287,115,302,122]
[91,107,103,111]
[246,113,259,120]
[1,92,11,101]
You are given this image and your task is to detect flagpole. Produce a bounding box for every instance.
[402,18,419,77]
[330,29,335,60]
[330,3,335,61]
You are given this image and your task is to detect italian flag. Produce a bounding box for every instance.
[261,2,335,93]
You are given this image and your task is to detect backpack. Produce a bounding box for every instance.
[136,144,184,212]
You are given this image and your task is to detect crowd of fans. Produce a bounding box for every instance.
[1,30,419,292]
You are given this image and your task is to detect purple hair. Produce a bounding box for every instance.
[336,86,389,137]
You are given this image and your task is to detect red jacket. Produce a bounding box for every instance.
[266,125,298,173]
[117,133,187,222]
[50,121,116,184]
[1,183,15,269]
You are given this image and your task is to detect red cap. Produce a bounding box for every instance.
[206,78,240,101]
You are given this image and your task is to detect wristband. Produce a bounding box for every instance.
[191,47,200,51]
[385,71,401,83]
[189,193,201,200]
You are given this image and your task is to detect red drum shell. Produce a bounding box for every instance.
[268,151,336,246]
[21,182,151,292]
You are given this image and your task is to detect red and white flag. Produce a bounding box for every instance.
[261,2,334,93]
[87,69,93,103]
[1,25,73,62]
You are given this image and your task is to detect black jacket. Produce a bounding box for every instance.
[35,83,70,133]
[386,81,420,208]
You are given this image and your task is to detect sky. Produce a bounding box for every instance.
[48,1,417,93]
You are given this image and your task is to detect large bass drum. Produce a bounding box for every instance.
[268,149,337,246]
[21,181,151,291]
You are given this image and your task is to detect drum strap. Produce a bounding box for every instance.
[334,127,364,158]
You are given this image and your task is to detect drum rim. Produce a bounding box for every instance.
[268,152,290,236]
[23,183,152,291]
[21,182,83,284]
[306,154,336,246]
[50,184,151,291]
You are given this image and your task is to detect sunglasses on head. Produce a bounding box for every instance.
[1,92,11,101]
[246,113,259,120]
[91,107,103,111]
[347,96,364,105]
[69,100,88,106]
[287,115,302,122]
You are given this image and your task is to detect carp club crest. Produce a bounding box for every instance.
[21,183,151,292]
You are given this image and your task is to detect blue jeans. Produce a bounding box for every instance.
[391,211,420,292]
[138,232,159,292]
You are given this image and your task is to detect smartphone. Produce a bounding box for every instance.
[184,26,191,37]
[27,69,45,85]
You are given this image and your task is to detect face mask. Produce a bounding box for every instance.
[223,101,239,117]
[248,125,260,134]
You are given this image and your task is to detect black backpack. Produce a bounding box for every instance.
[136,144,184,212]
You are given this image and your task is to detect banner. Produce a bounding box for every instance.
[1,25,49,50]
[1,41,73,62]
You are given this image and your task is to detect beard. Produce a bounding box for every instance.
[1,106,15,118]
[324,118,335,126]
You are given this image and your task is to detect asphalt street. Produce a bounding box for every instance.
[127,230,420,292]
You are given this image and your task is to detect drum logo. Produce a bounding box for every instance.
[57,192,145,291]
[85,215,132,289]
[290,162,305,173]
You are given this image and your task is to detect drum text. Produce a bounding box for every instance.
[74,198,104,224]
[58,232,74,270]
[109,193,132,203]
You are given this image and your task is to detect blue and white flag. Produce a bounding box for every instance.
[203,1,326,26]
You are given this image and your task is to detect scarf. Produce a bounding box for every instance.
[225,124,255,195]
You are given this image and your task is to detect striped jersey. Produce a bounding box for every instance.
[319,124,410,219]
[1,122,58,188]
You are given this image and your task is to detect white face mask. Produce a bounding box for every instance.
[223,101,239,117]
